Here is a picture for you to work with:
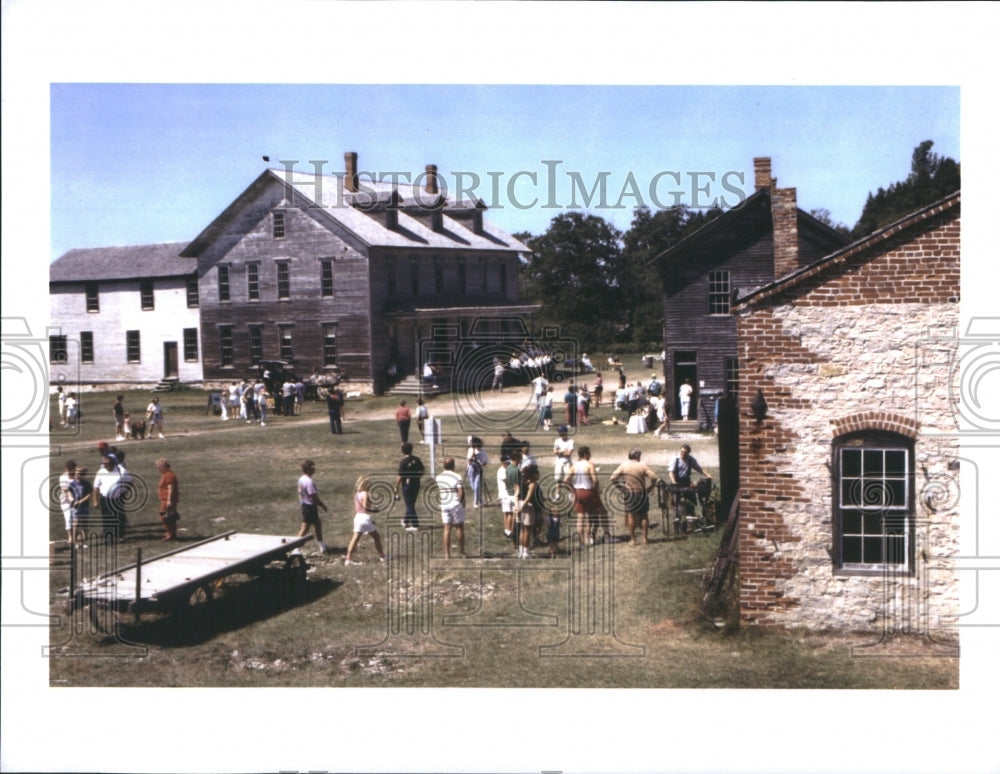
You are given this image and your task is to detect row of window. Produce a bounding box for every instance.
[50,330,199,364]
[217,260,301,303]
[84,279,200,313]
[386,255,508,299]
[217,323,338,367]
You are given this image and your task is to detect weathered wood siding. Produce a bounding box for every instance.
[196,182,372,382]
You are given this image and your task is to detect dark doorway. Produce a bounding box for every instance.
[163,342,178,379]
[673,350,697,420]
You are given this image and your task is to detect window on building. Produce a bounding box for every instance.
[499,262,508,295]
[708,270,731,315]
[480,257,488,294]
[322,323,338,366]
[219,325,234,367]
[276,261,290,300]
[218,265,230,302]
[140,280,155,310]
[248,325,263,365]
[126,330,141,363]
[834,432,913,573]
[725,357,739,400]
[320,260,334,297]
[433,256,444,293]
[278,325,293,360]
[410,256,419,296]
[49,335,68,364]
[458,259,467,294]
[247,263,260,301]
[80,331,94,364]
[183,328,199,361]
[272,211,286,239]
[186,277,200,308]
[86,283,99,313]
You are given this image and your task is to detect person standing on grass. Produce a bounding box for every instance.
[112,395,126,441]
[69,465,91,545]
[146,396,165,438]
[435,458,467,558]
[416,398,429,444]
[394,442,425,531]
[395,400,412,443]
[296,460,331,554]
[345,475,386,565]
[325,384,345,434]
[572,446,609,546]
[609,448,660,546]
[515,463,541,559]
[553,425,574,483]
[257,384,270,426]
[155,457,180,541]
[465,436,489,508]
[59,460,77,545]
[57,386,67,427]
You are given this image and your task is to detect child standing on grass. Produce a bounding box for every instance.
[297,460,331,554]
[345,475,386,565]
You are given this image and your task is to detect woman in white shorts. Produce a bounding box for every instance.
[435,457,467,558]
[345,475,386,565]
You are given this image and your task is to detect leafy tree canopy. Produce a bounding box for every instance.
[851,140,960,238]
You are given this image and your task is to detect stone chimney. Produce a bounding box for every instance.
[344,151,358,193]
[771,186,799,278]
[754,157,775,191]
[424,164,439,196]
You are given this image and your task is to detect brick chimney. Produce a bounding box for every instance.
[771,186,799,278]
[344,151,358,193]
[754,157,775,191]
[424,164,439,195]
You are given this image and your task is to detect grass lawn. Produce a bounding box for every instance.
[46,355,958,689]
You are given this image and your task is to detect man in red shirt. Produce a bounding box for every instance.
[155,458,180,541]
[395,400,412,443]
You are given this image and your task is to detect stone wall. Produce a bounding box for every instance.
[735,202,961,632]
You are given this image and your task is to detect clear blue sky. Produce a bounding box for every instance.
[50,84,959,260]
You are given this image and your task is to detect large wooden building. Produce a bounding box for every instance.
[50,154,536,391]
[651,157,851,422]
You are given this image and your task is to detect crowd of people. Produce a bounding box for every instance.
[288,413,711,564]
[58,354,711,567]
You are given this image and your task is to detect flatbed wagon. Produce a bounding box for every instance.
[69,531,312,629]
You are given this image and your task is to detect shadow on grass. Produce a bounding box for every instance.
[109,571,342,648]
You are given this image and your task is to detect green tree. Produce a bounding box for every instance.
[521,212,624,346]
[851,140,960,238]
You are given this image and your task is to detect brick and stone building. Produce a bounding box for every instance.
[732,191,961,634]
[651,157,850,423]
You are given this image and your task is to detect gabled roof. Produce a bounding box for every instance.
[50,242,193,283]
[181,169,528,257]
[734,190,960,309]
[648,188,849,268]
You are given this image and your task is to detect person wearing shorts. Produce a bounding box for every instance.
[296,460,330,554]
[572,445,610,545]
[435,458,466,558]
[609,449,660,545]
[517,464,541,559]
[345,475,386,565]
